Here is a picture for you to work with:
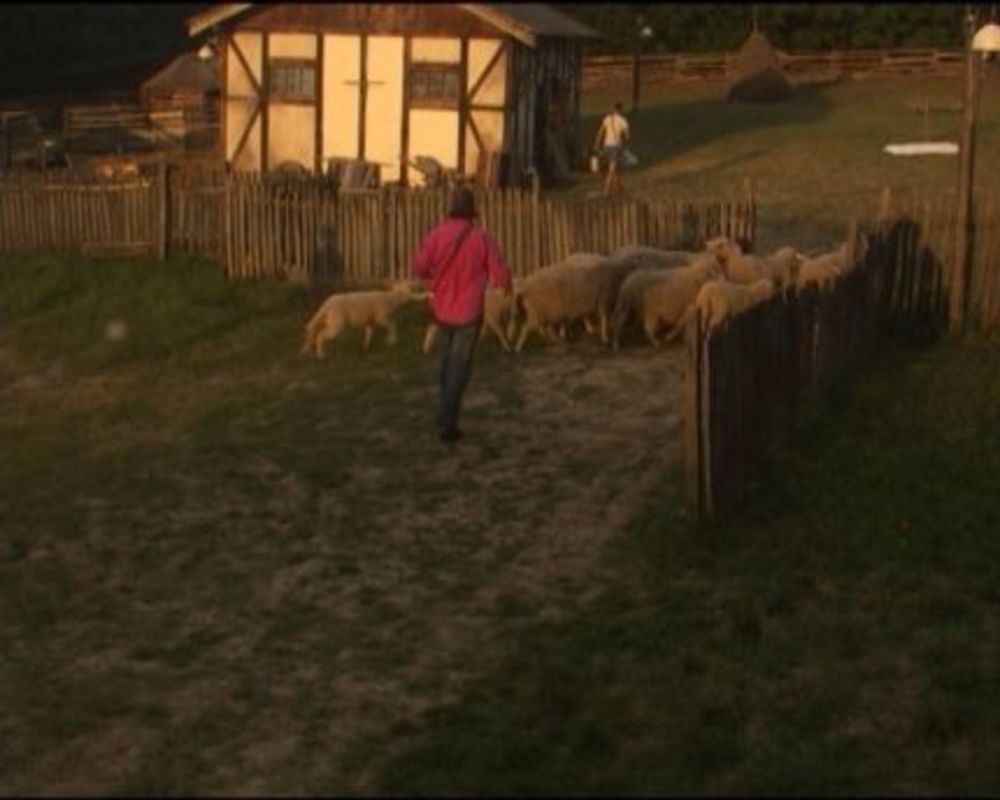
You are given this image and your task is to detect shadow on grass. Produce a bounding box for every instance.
[583,80,837,171]
[361,333,1000,796]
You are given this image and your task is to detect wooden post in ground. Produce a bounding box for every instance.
[156,155,168,261]
[951,7,982,335]
[683,309,703,519]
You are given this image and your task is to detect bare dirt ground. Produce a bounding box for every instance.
[284,342,687,792]
[1,337,686,794]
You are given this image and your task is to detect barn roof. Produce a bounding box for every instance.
[140,51,220,96]
[186,3,600,47]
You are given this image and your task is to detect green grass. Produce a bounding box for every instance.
[570,72,1000,252]
[4,72,1000,795]
[3,252,1000,795]
[372,334,1000,796]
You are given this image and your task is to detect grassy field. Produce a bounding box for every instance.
[572,71,1000,252]
[2,72,1000,795]
[3,254,999,795]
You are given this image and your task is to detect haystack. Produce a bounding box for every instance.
[726,30,790,104]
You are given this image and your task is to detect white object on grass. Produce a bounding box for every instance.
[884,142,959,156]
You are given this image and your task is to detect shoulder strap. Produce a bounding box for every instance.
[440,222,475,271]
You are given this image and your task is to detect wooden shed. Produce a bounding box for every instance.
[186,3,599,186]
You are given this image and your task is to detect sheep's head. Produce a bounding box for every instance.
[703,236,742,267]
[388,279,431,301]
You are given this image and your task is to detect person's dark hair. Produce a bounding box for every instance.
[448,185,476,220]
[614,101,623,112]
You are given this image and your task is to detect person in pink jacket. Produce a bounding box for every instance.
[412,186,512,444]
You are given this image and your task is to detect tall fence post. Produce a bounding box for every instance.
[156,155,168,261]
[683,308,705,519]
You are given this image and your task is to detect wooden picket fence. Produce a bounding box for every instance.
[0,165,756,278]
[684,233,879,520]
[685,184,1000,520]
[873,187,1000,336]
[0,169,161,257]
[167,169,757,281]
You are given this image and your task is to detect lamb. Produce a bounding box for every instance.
[510,257,619,352]
[674,277,775,338]
[796,246,848,292]
[610,252,723,349]
[421,282,520,355]
[301,281,424,358]
[763,245,803,288]
[611,257,722,349]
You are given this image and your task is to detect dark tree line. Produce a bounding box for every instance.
[0,3,975,87]
[0,4,205,82]
[575,4,970,54]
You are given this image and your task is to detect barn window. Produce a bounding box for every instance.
[409,65,461,109]
[269,59,316,103]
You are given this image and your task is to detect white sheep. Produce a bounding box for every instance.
[611,257,722,349]
[704,237,800,288]
[673,277,775,339]
[796,246,848,292]
[301,281,424,358]
[510,258,617,352]
[610,252,722,349]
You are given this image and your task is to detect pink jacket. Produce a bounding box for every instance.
[412,218,512,326]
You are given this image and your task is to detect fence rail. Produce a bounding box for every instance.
[583,48,965,87]
[0,166,757,282]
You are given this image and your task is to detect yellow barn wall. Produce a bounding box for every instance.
[268,105,316,170]
[409,109,459,186]
[364,35,404,183]
[268,32,317,59]
[322,34,361,163]
[470,109,505,153]
[468,39,505,106]
[226,31,263,169]
[411,37,460,64]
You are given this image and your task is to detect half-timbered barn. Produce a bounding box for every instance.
[185,3,599,185]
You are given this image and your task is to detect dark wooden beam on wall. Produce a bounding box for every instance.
[315,33,324,174]
[458,36,468,178]
[261,33,269,172]
[468,39,504,103]
[229,36,263,97]
[401,35,411,186]
[467,111,485,153]
[230,101,261,164]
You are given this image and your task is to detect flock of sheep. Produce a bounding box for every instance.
[301,234,862,359]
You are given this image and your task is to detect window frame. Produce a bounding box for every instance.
[267,57,317,105]
[408,63,462,111]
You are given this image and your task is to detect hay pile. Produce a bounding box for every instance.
[726,30,791,104]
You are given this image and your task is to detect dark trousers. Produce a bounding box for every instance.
[435,320,481,433]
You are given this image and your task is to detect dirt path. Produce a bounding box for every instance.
[287,343,687,792]
[2,339,686,795]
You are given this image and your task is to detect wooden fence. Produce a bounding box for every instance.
[684,184,1000,520]
[0,165,756,280]
[583,48,965,88]
[684,233,879,520]
[206,176,756,282]
[874,187,1000,336]
[0,170,159,257]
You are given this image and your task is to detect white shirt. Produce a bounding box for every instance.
[599,111,630,148]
